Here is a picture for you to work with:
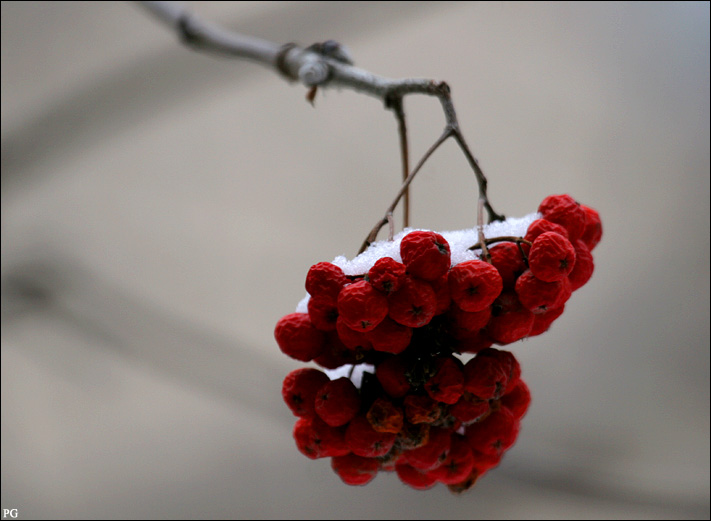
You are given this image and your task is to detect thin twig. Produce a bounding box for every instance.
[138,1,505,253]
[468,237,533,251]
[477,198,491,263]
[387,96,410,229]
[359,127,454,254]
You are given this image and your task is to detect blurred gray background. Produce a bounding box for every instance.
[1,1,709,519]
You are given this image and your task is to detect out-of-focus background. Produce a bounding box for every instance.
[1,1,709,519]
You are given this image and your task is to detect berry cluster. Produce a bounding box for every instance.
[275,194,601,491]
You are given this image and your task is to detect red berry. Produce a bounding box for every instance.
[449,393,490,425]
[337,280,389,332]
[528,231,576,282]
[448,260,503,312]
[568,239,595,291]
[367,397,404,434]
[274,312,326,362]
[430,273,452,315]
[365,316,413,354]
[427,434,475,485]
[448,304,491,339]
[515,270,571,313]
[465,407,519,456]
[524,218,569,243]
[463,354,509,400]
[282,368,330,418]
[388,276,437,328]
[367,257,407,294]
[501,380,531,420]
[580,204,603,251]
[335,316,373,350]
[346,414,397,457]
[315,377,361,427]
[528,305,566,337]
[313,332,363,369]
[538,194,587,241]
[488,242,528,291]
[293,416,350,459]
[376,355,411,399]
[305,262,348,301]
[396,463,437,490]
[485,292,535,345]
[400,231,451,281]
[454,329,494,354]
[307,296,339,331]
[425,357,464,405]
[331,454,380,486]
[402,426,452,470]
[478,348,521,394]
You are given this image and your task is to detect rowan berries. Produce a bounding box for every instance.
[427,435,475,485]
[274,313,325,362]
[307,296,339,331]
[388,276,437,328]
[376,355,411,398]
[425,357,464,405]
[345,414,397,457]
[400,231,451,281]
[489,242,528,290]
[448,260,503,312]
[396,462,438,490]
[278,195,601,492]
[305,262,348,301]
[524,218,569,243]
[580,204,603,251]
[515,270,571,313]
[538,194,587,241]
[315,377,361,427]
[337,280,389,332]
[528,232,576,282]
[485,292,535,344]
[568,239,594,291]
[331,454,380,486]
[367,257,407,294]
[365,316,412,354]
[282,368,330,418]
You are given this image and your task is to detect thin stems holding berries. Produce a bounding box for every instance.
[139,1,506,249]
[387,96,411,230]
[359,128,454,254]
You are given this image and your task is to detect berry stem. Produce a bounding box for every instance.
[359,127,454,254]
[386,95,411,229]
[477,197,491,263]
[140,2,506,247]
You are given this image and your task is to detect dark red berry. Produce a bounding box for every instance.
[568,239,594,291]
[331,454,380,486]
[448,260,503,312]
[388,276,437,328]
[400,231,451,281]
[515,270,571,313]
[367,257,407,294]
[315,377,361,427]
[282,368,330,418]
[365,316,413,354]
[346,414,397,457]
[274,312,325,361]
[528,231,576,282]
[337,280,389,332]
[305,262,348,301]
[580,204,603,251]
[538,194,587,241]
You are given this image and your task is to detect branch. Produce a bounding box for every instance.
[138,1,505,252]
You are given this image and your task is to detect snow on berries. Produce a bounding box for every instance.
[276,194,601,492]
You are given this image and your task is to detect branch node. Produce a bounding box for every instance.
[275,43,299,81]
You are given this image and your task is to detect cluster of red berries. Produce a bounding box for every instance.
[275,194,601,491]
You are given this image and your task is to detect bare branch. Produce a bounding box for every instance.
[138,1,505,254]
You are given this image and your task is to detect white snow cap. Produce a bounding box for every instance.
[296,212,539,313]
